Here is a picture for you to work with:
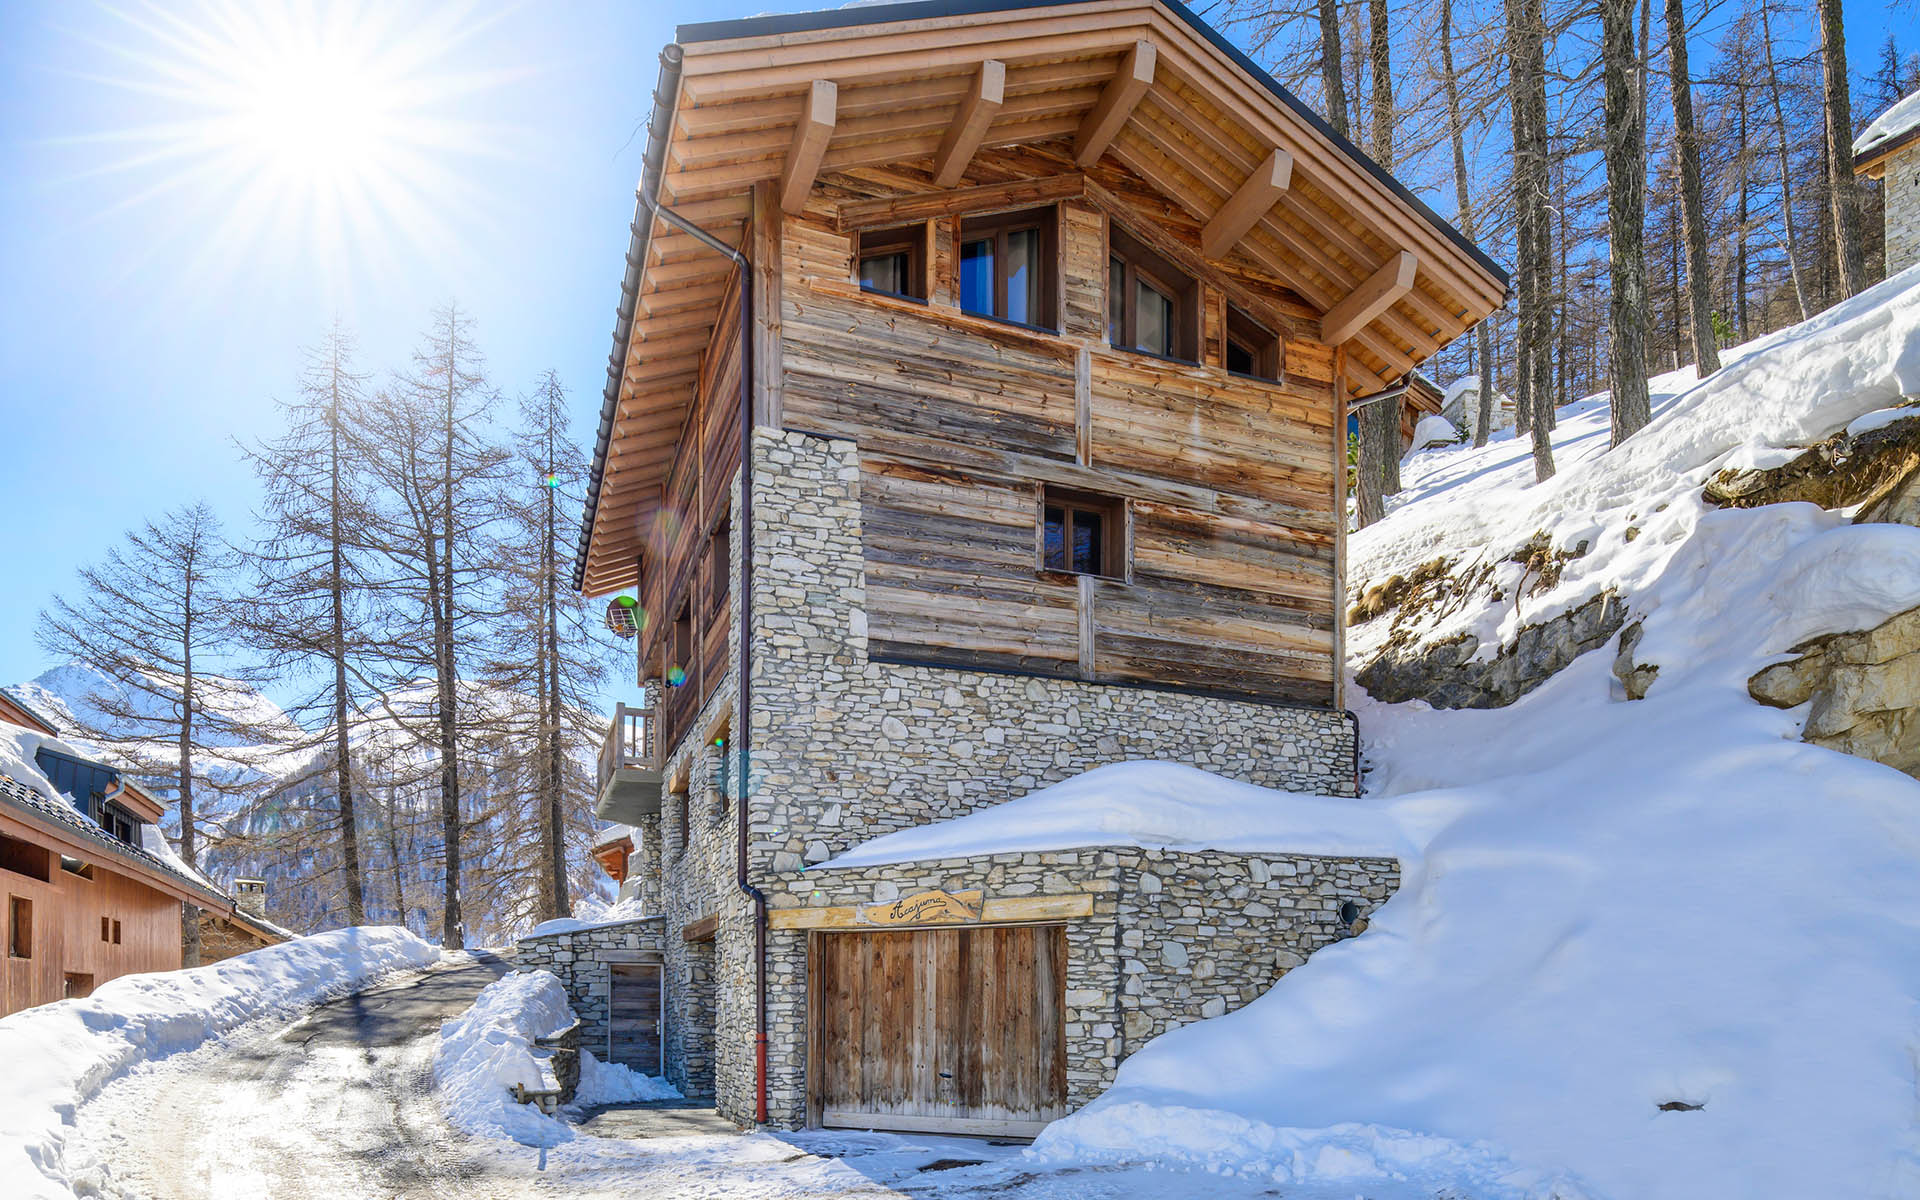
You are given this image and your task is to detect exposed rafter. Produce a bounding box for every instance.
[781,79,838,214]
[1073,40,1155,167]
[1321,250,1419,347]
[1201,147,1292,259]
[933,60,1006,188]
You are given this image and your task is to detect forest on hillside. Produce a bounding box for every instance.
[1214,0,1915,518]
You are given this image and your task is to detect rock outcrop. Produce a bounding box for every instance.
[1356,591,1627,709]
[1705,410,1920,516]
[1749,605,1920,780]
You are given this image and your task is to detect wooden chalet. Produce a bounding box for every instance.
[567,0,1503,1134]
[0,703,237,1016]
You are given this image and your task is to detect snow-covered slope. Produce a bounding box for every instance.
[874,270,1920,1199]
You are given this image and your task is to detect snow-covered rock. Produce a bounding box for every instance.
[0,927,439,1200]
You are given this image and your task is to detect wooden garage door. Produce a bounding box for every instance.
[608,963,662,1074]
[810,924,1067,1136]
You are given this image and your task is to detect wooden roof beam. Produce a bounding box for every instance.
[1201,147,1292,259]
[781,79,838,214]
[1073,40,1155,167]
[1322,251,1418,346]
[932,60,1006,188]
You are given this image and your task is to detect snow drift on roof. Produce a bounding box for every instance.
[1855,88,1920,159]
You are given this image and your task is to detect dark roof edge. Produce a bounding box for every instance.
[1856,122,1920,173]
[677,0,1509,292]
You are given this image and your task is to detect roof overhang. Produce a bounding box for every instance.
[0,799,231,910]
[1855,124,1920,180]
[576,0,1509,595]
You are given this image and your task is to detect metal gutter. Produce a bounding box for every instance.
[573,45,686,592]
[675,0,1509,293]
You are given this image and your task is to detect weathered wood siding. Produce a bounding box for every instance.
[777,147,1340,706]
[641,271,742,745]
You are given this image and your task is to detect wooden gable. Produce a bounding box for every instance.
[578,0,1506,597]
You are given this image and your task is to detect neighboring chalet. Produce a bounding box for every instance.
[1855,90,1920,276]
[0,698,243,1017]
[558,0,1503,1135]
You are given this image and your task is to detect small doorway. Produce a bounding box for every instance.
[608,962,663,1075]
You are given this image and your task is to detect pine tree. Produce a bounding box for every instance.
[352,306,507,949]
[235,324,376,926]
[36,503,243,964]
[1604,0,1654,444]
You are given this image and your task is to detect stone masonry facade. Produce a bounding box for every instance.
[1887,140,1920,276]
[583,426,1388,1129]
[767,848,1398,1121]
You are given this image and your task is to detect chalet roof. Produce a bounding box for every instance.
[576,0,1509,594]
[0,772,231,910]
[1854,90,1920,178]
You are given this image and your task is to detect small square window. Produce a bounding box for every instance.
[856,226,927,300]
[1226,305,1282,381]
[1108,224,1199,362]
[1040,490,1125,578]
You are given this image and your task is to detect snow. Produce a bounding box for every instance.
[826,267,1920,1199]
[1855,88,1920,159]
[524,891,652,937]
[1406,413,1459,453]
[0,926,439,1199]
[574,1049,684,1105]
[1845,403,1920,438]
[827,761,1405,867]
[433,968,577,1145]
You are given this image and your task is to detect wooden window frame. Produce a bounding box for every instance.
[8,895,30,959]
[1037,487,1128,581]
[1107,223,1200,363]
[855,224,929,302]
[1225,304,1283,381]
[958,206,1059,331]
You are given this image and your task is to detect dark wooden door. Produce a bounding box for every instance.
[608,962,662,1075]
[810,924,1067,1136]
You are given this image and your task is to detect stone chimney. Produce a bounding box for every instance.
[234,878,268,920]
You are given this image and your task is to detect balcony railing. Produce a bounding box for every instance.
[597,700,654,796]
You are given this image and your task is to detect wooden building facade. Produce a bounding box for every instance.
[574,0,1502,1135]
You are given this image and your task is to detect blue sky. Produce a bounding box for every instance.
[0,0,1903,701]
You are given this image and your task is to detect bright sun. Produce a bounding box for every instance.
[74,0,502,290]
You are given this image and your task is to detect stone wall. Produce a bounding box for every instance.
[766,847,1400,1122]
[511,917,666,1067]
[1887,141,1920,276]
[629,426,1367,1128]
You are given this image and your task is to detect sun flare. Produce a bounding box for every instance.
[69,0,504,291]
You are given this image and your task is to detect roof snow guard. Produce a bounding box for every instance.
[0,773,231,910]
[574,0,1509,595]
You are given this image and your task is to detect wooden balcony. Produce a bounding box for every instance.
[595,701,662,825]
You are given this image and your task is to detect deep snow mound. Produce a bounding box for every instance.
[1027,272,1920,1199]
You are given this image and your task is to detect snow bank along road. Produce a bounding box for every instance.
[57,954,1439,1200]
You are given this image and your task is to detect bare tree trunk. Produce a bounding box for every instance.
[1736,73,1750,341]
[1316,0,1350,138]
[1508,0,1556,479]
[1816,0,1867,296]
[541,417,569,921]
[1355,393,1389,527]
[1352,0,1400,511]
[327,367,365,926]
[1604,0,1654,445]
[1439,0,1496,447]
[1664,0,1721,374]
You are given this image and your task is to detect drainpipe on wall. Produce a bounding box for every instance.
[628,42,771,1126]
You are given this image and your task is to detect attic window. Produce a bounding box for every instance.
[857,226,927,301]
[1040,489,1126,579]
[1226,305,1282,381]
[1108,225,1199,362]
[959,207,1058,329]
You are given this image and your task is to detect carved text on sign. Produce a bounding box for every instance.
[858,889,985,926]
